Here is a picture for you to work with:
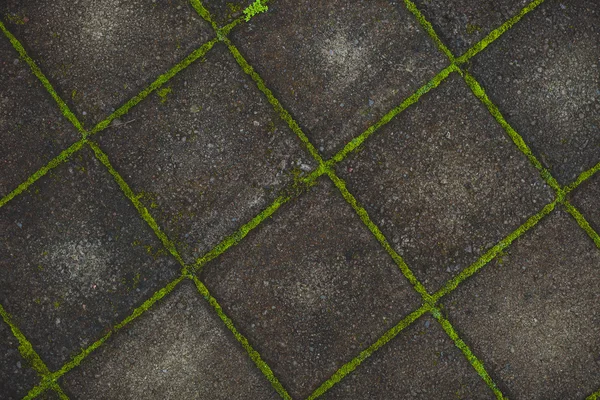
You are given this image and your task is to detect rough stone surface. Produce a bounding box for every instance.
[570,172,600,234]
[61,280,280,400]
[201,178,422,398]
[412,0,528,55]
[468,0,600,185]
[1,0,213,126]
[443,210,600,400]
[0,320,39,400]
[324,315,494,399]
[230,0,447,158]
[97,43,315,263]
[0,36,80,199]
[202,0,254,26]
[0,147,179,370]
[337,74,554,293]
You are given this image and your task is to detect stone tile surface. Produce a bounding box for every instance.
[324,315,494,399]
[413,0,529,55]
[337,74,554,292]
[202,0,254,26]
[468,0,600,185]
[97,43,315,263]
[230,0,447,158]
[0,36,80,198]
[571,172,600,234]
[0,320,39,400]
[0,147,179,370]
[201,178,422,398]
[1,0,213,126]
[61,280,279,400]
[443,210,600,399]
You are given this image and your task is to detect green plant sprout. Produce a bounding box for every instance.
[243,0,268,21]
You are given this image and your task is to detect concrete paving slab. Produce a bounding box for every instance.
[96,43,315,263]
[1,0,214,126]
[442,210,600,399]
[0,36,80,199]
[336,73,554,293]
[0,319,40,400]
[60,280,280,399]
[201,178,422,398]
[467,0,600,185]
[230,0,447,158]
[571,173,600,234]
[0,147,179,371]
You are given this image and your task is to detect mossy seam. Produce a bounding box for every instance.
[307,304,430,399]
[564,161,600,195]
[587,388,600,400]
[190,275,292,400]
[562,201,600,250]
[0,21,85,135]
[403,0,454,63]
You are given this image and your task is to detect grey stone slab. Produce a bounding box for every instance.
[323,315,494,400]
[200,177,422,399]
[0,147,179,371]
[442,209,600,400]
[336,73,554,293]
[1,0,213,126]
[202,0,254,26]
[468,0,600,185]
[412,0,529,56]
[570,173,600,235]
[96,43,316,263]
[0,319,40,399]
[0,36,80,199]
[230,0,447,158]
[61,280,279,400]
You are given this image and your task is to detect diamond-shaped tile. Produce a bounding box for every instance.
[0,147,179,370]
[412,0,529,56]
[61,280,279,399]
[443,210,600,399]
[468,0,600,185]
[1,0,213,126]
[336,73,554,293]
[323,315,494,399]
[229,0,447,158]
[0,36,80,198]
[96,43,316,263]
[201,0,255,26]
[0,319,39,399]
[201,177,422,398]
[571,173,600,233]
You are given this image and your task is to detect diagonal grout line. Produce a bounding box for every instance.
[189,275,292,399]
[50,383,70,400]
[88,141,187,268]
[588,388,600,400]
[87,37,218,137]
[325,169,432,301]
[23,275,185,399]
[564,160,600,195]
[455,0,546,65]
[218,0,272,37]
[403,0,455,63]
[431,199,558,302]
[306,303,431,399]
[432,308,505,399]
[0,21,85,135]
[191,165,326,274]
[562,201,600,250]
[0,139,87,209]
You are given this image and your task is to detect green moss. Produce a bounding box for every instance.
[157,86,172,103]
[466,23,482,34]
[243,0,268,21]
[4,13,28,25]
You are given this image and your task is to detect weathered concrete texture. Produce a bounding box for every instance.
[324,315,494,399]
[0,147,179,370]
[443,210,600,400]
[468,0,600,185]
[0,320,39,399]
[97,43,315,263]
[230,0,447,158]
[202,0,253,26]
[1,0,213,126]
[61,280,279,399]
[571,172,600,234]
[412,0,528,56]
[0,36,80,199]
[337,73,554,293]
[201,178,422,399]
